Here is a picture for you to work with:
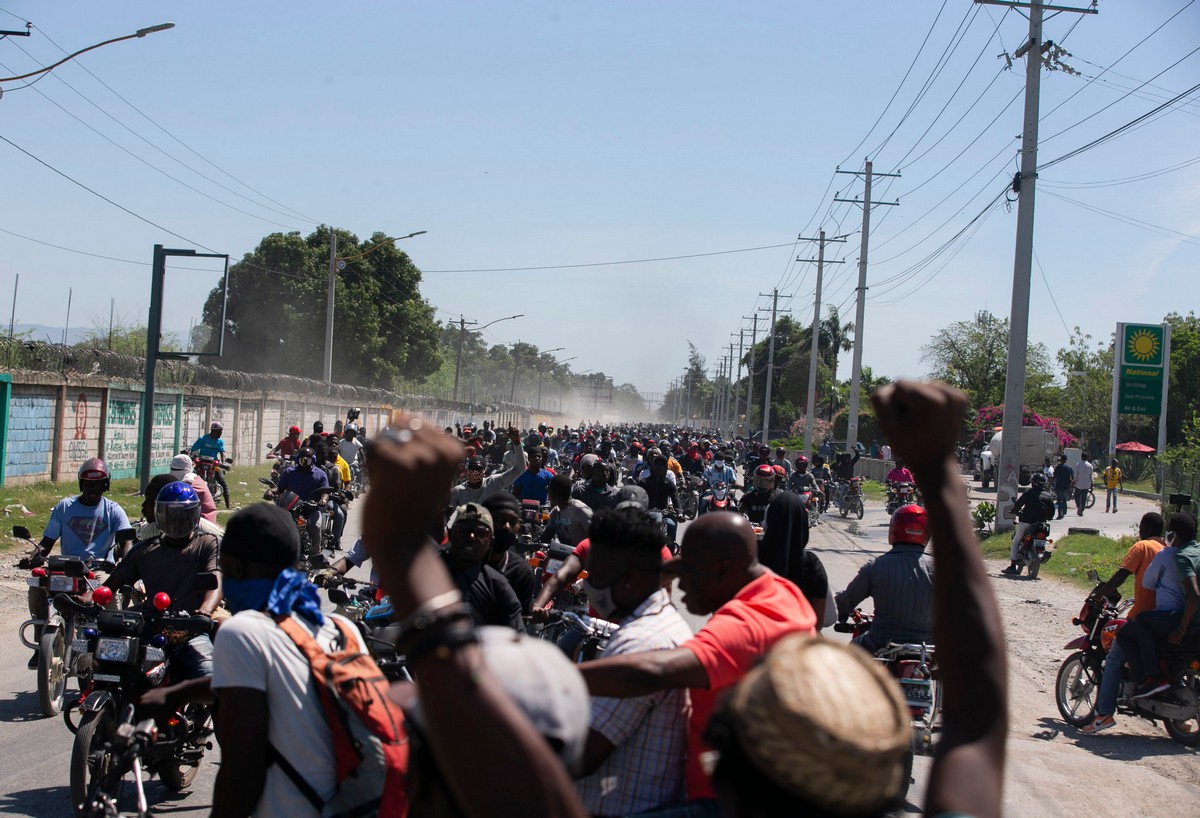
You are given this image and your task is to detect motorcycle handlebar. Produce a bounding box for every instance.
[832,622,857,634]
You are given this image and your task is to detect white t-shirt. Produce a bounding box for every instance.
[337,438,363,465]
[211,610,366,817]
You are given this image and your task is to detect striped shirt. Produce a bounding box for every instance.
[576,589,693,817]
[836,543,934,651]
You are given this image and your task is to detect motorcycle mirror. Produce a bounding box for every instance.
[327,588,350,605]
[259,477,275,486]
[193,572,220,591]
[12,525,31,540]
[61,559,89,578]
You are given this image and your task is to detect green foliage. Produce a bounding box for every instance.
[75,311,181,356]
[922,310,1054,411]
[972,501,996,537]
[1164,312,1200,447]
[201,227,442,388]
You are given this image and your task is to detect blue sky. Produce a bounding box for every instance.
[1,1,1197,394]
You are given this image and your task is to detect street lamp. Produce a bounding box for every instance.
[453,314,523,402]
[0,23,175,92]
[323,229,426,383]
[536,351,571,411]
[511,344,564,403]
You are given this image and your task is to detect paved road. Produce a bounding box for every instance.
[1,483,1192,817]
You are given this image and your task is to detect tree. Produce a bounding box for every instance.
[1164,312,1200,446]
[76,310,180,356]
[921,310,1053,410]
[200,226,442,388]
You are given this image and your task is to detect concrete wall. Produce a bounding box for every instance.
[0,374,560,486]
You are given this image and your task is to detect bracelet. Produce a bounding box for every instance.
[395,589,463,634]
[402,611,478,663]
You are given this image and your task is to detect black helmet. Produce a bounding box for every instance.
[347,407,362,421]
[298,447,316,467]
[1031,472,1047,488]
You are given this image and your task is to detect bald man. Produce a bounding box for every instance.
[578,512,816,813]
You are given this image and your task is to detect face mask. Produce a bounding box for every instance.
[714,460,724,470]
[222,577,276,614]
[582,577,621,621]
[494,525,518,551]
[1167,532,1177,547]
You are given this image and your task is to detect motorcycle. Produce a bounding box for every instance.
[886,482,919,515]
[59,576,218,814]
[1055,570,1200,745]
[519,499,549,551]
[698,482,737,516]
[679,474,702,520]
[1015,521,1053,580]
[835,610,939,802]
[542,610,617,663]
[77,704,161,818]
[795,490,821,528]
[348,595,412,683]
[192,455,231,507]
[259,481,341,574]
[14,525,123,717]
[528,542,591,646]
[838,477,865,520]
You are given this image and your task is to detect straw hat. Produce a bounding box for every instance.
[729,635,911,815]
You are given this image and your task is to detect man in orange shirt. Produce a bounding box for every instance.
[1081,511,1166,734]
[577,513,816,816]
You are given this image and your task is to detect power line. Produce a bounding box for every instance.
[1041,190,1200,245]
[1040,154,1200,188]
[423,243,798,274]
[1033,249,1072,339]
[28,23,320,225]
[0,57,305,231]
[1041,78,1200,170]
[1039,0,1198,126]
[838,0,950,167]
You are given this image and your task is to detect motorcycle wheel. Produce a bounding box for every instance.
[1026,552,1041,580]
[840,502,849,518]
[855,498,865,520]
[37,628,68,717]
[72,709,119,816]
[1055,651,1098,726]
[1164,716,1200,747]
[981,471,991,490]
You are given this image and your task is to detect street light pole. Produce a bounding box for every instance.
[538,352,571,411]
[452,313,522,403]
[323,229,426,383]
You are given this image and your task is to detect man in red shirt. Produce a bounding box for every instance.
[578,512,816,814]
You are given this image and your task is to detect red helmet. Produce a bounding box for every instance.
[753,463,777,491]
[288,425,301,436]
[78,458,110,491]
[795,455,809,465]
[772,464,786,478]
[631,442,644,453]
[888,504,930,547]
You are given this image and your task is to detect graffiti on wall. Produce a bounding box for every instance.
[65,392,92,467]
[105,398,139,476]
[151,401,177,471]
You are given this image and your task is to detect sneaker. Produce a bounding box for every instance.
[1080,714,1116,734]
[1131,678,1170,699]
[1001,564,1021,576]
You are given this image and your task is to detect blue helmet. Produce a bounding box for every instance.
[156,482,200,539]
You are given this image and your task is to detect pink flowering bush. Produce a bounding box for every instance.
[970,405,1078,448]
[788,415,835,445]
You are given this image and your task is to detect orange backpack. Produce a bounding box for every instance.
[271,615,409,818]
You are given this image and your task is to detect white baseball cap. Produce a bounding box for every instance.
[168,454,193,476]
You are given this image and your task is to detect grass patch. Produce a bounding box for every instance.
[0,461,275,553]
[861,479,887,500]
[1122,477,1157,494]
[979,530,1135,590]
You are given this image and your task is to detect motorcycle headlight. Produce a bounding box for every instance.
[96,636,135,665]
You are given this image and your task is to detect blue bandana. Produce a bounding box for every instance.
[266,567,325,626]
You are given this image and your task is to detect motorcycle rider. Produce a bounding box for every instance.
[337,425,364,474]
[831,448,862,509]
[1080,512,1166,734]
[884,457,916,510]
[1122,512,1200,700]
[741,464,779,525]
[639,453,680,544]
[270,424,304,459]
[190,421,231,509]
[481,493,538,617]
[835,504,935,653]
[773,446,791,476]
[275,446,330,537]
[573,459,621,513]
[168,453,219,523]
[26,457,132,667]
[698,481,738,515]
[1001,472,1055,576]
[443,503,524,630]
[810,455,832,512]
[703,453,736,491]
[450,427,527,507]
[103,482,222,680]
[545,474,593,546]
[574,505,693,816]
[512,447,555,504]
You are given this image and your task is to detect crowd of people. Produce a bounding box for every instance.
[26,385,1200,818]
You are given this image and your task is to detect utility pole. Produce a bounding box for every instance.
[836,161,899,449]
[323,231,337,382]
[797,231,847,455]
[758,289,791,444]
[743,313,759,441]
[733,330,745,437]
[453,315,474,403]
[983,0,1095,531]
[727,340,736,431]
[509,341,521,402]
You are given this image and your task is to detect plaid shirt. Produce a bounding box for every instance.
[576,589,694,816]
